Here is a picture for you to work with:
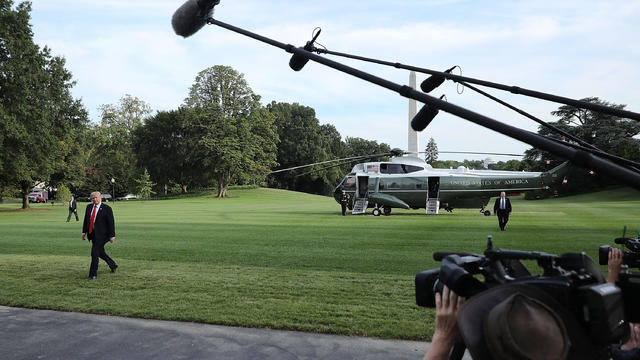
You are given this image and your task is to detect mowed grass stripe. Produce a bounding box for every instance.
[0,254,427,339]
[0,186,638,340]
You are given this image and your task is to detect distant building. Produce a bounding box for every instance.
[483,157,497,169]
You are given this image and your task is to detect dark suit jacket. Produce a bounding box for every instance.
[69,199,77,210]
[493,197,512,213]
[82,203,115,242]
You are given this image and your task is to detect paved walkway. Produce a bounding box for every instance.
[0,306,440,360]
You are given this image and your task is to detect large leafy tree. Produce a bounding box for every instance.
[317,123,348,194]
[524,97,640,193]
[267,102,332,193]
[344,137,391,159]
[88,95,152,197]
[0,0,89,208]
[184,65,278,197]
[134,108,201,194]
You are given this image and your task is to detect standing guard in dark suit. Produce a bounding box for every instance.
[493,191,512,231]
[81,191,118,280]
[66,195,78,222]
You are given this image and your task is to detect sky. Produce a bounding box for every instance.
[28,0,640,161]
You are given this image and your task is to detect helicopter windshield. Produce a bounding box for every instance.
[343,176,356,190]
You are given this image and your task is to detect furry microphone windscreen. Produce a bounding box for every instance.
[172,0,216,38]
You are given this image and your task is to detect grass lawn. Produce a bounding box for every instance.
[0,187,638,340]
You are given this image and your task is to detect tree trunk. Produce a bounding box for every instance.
[21,182,30,209]
[217,174,227,198]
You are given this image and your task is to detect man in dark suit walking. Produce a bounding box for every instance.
[81,191,118,280]
[66,195,78,222]
[493,191,512,231]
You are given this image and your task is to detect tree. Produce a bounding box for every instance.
[99,94,151,134]
[490,159,528,171]
[344,137,391,159]
[266,102,332,194]
[184,66,278,197]
[91,95,152,197]
[0,1,89,209]
[134,169,155,199]
[56,184,71,203]
[134,109,200,194]
[318,123,348,194]
[524,97,639,193]
[424,137,438,163]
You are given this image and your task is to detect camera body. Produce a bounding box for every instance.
[598,236,640,268]
[599,232,640,323]
[415,238,631,348]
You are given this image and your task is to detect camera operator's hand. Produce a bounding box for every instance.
[424,286,464,360]
[621,323,640,351]
[607,248,623,283]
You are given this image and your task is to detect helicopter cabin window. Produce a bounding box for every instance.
[380,163,423,174]
[366,164,379,173]
[386,181,401,189]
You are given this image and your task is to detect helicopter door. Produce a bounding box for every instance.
[352,175,369,215]
[426,177,440,215]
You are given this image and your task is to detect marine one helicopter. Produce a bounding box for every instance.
[331,151,568,216]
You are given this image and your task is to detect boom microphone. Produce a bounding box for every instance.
[172,0,220,38]
[420,66,456,93]
[411,95,445,131]
[289,29,322,71]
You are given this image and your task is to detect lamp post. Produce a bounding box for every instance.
[111,178,115,201]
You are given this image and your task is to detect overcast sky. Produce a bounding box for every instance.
[28,0,640,161]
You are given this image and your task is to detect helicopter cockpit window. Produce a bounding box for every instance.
[343,176,356,190]
[380,163,424,174]
[351,164,364,172]
[366,164,379,173]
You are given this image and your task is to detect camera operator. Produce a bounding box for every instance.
[607,248,640,359]
[423,282,601,360]
[424,286,464,360]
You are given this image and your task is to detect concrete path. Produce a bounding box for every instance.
[0,306,438,360]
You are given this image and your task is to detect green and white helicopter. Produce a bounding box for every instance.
[330,151,568,216]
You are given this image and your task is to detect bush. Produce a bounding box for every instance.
[57,184,72,203]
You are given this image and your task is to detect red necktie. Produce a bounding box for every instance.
[88,205,97,233]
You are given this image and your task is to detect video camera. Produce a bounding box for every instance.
[415,236,632,352]
[598,226,640,326]
[599,226,640,268]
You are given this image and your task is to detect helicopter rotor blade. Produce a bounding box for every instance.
[437,151,524,157]
[294,158,364,177]
[269,152,394,174]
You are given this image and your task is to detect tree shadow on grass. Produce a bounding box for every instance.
[0,208,50,212]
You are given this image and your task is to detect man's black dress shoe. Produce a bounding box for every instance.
[110,264,118,273]
[89,276,97,280]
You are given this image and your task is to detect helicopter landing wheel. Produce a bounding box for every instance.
[484,210,491,216]
[372,208,381,216]
[383,207,391,216]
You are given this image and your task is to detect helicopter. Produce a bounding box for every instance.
[268,70,572,217]
[268,71,571,216]
[330,151,569,216]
